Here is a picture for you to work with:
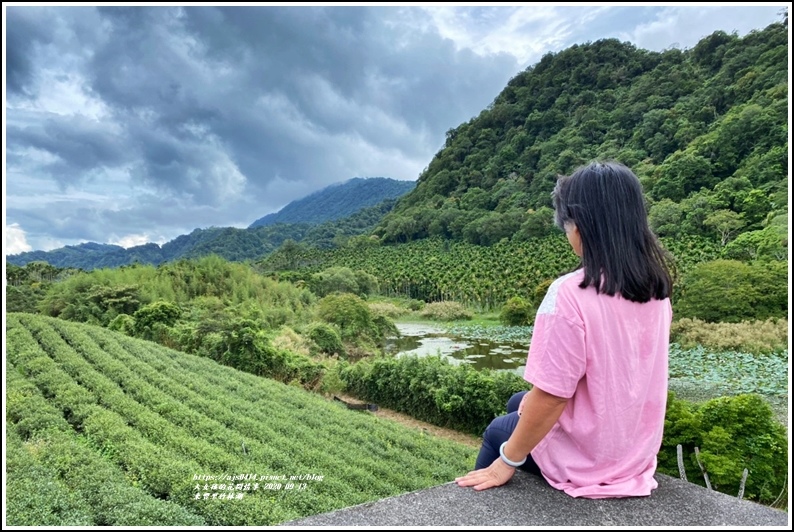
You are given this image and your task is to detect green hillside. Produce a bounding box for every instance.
[6,313,476,526]
[375,23,788,247]
[249,177,416,228]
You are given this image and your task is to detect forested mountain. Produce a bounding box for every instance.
[6,23,788,270]
[5,224,309,270]
[6,180,412,269]
[248,177,416,228]
[374,22,788,253]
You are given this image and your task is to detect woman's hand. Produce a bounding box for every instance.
[455,458,516,491]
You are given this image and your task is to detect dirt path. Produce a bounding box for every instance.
[330,393,482,449]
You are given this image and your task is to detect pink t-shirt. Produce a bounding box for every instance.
[524,268,672,498]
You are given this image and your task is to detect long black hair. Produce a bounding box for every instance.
[552,161,673,303]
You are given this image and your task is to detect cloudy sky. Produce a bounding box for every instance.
[3,3,786,254]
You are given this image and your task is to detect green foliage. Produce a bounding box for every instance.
[306,322,346,357]
[38,256,314,328]
[419,301,473,321]
[6,283,50,313]
[132,301,181,341]
[316,293,375,340]
[444,324,534,345]
[704,209,745,246]
[675,259,788,322]
[310,266,360,296]
[722,223,787,261]
[6,428,92,526]
[649,199,684,237]
[339,354,528,435]
[216,317,325,388]
[372,315,400,340]
[315,293,395,353]
[107,314,136,336]
[516,207,555,241]
[6,313,477,525]
[367,302,409,319]
[406,299,425,311]
[308,266,379,299]
[499,296,535,326]
[40,282,146,326]
[531,278,556,308]
[260,235,715,312]
[658,393,787,504]
[353,270,379,298]
[371,23,787,249]
[670,318,788,354]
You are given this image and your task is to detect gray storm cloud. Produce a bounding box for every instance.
[4,4,781,252]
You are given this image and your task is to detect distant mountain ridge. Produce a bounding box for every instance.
[249,177,415,228]
[6,177,415,269]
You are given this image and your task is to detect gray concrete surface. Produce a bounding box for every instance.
[283,472,789,527]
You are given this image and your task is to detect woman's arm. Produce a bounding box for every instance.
[456,386,569,491]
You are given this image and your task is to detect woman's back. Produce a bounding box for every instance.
[525,268,672,498]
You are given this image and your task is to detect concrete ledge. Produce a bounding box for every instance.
[284,472,789,527]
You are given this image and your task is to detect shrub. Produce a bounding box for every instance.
[271,326,314,357]
[317,359,349,395]
[353,270,379,298]
[309,267,378,298]
[500,296,535,326]
[658,392,787,505]
[368,302,408,319]
[132,301,181,341]
[372,315,399,340]
[214,317,325,388]
[406,299,425,311]
[419,301,473,321]
[674,259,787,322]
[670,318,788,354]
[306,322,346,357]
[339,355,528,435]
[107,314,135,336]
[531,278,555,307]
[316,293,378,342]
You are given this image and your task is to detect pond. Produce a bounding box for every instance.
[384,322,529,375]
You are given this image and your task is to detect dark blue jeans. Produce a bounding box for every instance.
[475,391,543,477]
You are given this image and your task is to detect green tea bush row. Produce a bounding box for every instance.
[6,325,228,524]
[5,424,94,526]
[18,315,244,471]
[45,318,370,513]
[11,316,313,524]
[5,392,204,527]
[73,319,470,478]
[339,354,528,434]
[7,314,477,524]
[42,319,391,521]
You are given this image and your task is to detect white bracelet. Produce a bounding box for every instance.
[499,442,527,468]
